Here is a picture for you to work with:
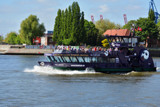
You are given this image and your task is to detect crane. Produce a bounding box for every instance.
[149,0,160,24]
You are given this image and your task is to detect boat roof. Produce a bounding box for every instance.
[103,29,130,36]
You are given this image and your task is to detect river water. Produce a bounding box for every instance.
[0,55,160,107]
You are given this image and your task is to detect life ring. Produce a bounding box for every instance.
[112,43,115,47]
[40,62,45,66]
[104,51,109,56]
[140,50,149,61]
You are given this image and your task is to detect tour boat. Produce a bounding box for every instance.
[38,35,156,73]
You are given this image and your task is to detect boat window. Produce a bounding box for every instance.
[54,56,60,62]
[124,38,129,43]
[57,56,63,62]
[61,57,66,62]
[46,56,53,62]
[63,57,71,63]
[92,57,97,63]
[77,57,84,63]
[115,58,119,63]
[109,58,115,63]
[129,38,132,43]
[132,38,137,44]
[97,57,104,63]
[84,57,92,63]
[70,57,78,63]
[103,57,109,63]
[50,56,55,62]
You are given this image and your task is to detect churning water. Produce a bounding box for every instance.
[24,65,97,75]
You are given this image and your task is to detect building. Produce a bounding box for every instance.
[41,31,54,46]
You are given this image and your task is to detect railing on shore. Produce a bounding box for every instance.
[10,45,55,49]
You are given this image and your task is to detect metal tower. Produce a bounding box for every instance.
[100,15,103,20]
[149,0,160,24]
[91,15,94,23]
[123,14,128,24]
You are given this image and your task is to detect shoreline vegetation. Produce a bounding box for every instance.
[0,2,160,49]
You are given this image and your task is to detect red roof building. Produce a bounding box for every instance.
[103,29,130,36]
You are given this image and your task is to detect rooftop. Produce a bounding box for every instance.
[103,29,130,36]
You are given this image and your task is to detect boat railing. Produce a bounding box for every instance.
[53,48,106,54]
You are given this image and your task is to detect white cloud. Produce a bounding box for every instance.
[37,0,47,3]
[126,5,141,11]
[99,5,109,13]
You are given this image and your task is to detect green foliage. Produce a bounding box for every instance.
[122,20,137,30]
[122,18,159,42]
[53,2,105,46]
[15,35,22,44]
[84,20,99,46]
[19,15,45,45]
[136,18,158,41]
[5,32,18,44]
[53,2,84,45]
[148,9,155,21]
[0,36,3,43]
[53,2,98,46]
[95,19,122,35]
[157,21,160,39]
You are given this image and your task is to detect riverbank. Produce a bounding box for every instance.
[0,45,53,55]
[0,45,160,57]
[148,48,160,57]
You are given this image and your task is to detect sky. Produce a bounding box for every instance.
[0,0,160,37]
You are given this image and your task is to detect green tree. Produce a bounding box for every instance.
[15,35,22,44]
[59,10,65,44]
[53,2,85,45]
[5,32,17,44]
[157,21,160,39]
[0,35,3,43]
[78,11,85,44]
[122,20,137,30]
[53,9,62,44]
[95,19,121,35]
[19,15,45,45]
[84,20,99,46]
[136,18,158,47]
[148,9,155,22]
[70,2,81,45]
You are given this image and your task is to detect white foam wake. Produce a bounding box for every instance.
[24,65,97,75]
[156,67,160,72]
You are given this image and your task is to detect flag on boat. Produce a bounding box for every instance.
[137,26,142,31]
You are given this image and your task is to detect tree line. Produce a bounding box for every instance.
[4,15,45,45]
[53,2,100,46]
[2,1,160,47]
[123,9,160,47]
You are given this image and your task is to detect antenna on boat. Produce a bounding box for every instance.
[130,23,136,36]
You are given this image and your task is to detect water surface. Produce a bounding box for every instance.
[0,55,160,107]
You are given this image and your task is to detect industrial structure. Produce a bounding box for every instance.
[91,15,103,23]
[149,0,160,24]
[123,14,128,25]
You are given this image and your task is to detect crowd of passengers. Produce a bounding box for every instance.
[55,45,109,53]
